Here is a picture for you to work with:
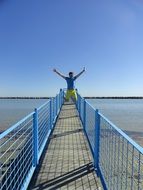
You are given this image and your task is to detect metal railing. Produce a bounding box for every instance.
[1,89,143,190]
[0,89,64,190]
[77,93,143,190]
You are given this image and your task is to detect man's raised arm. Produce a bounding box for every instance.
[53,69,66,79]
[75,67,86,79]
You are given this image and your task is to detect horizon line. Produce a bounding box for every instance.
[0,96,143,99]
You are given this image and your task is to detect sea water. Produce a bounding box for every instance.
[0,98,143,146]
[87,99,143,146]
[0,99,48,132]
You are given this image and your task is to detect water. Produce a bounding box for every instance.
[87,99,143,147]
[0,98,143,146]
[0,99,48,133]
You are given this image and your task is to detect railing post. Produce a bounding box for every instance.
[58,93,60,109]
[52,98,54,120]
[57,94,59,112]
[83,99,86,131]
[75,89,78,108]
[50,98,52,129]
[59,92,61,110]
[94,109,100,175]
[60,89,62,107]
[33,108,39,167]
[77,94,79,110]
[56,95,58,114]
[62,90,64,104]
[79,96,81,115]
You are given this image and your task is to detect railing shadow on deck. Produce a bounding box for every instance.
[59,115,78,119]
[32,163,95,190]
[50,128,83,139]
[61,107,77,111]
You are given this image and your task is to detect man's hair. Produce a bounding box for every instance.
[69,72,73,76]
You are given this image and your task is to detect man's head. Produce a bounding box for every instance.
[69,72,74,78]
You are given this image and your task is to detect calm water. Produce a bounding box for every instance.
[0,99,48,132]
[0,98,143,146]
[87,99,143,146]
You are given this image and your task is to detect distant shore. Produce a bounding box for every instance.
[0,97,50,99]
[0,96,143,99]
[85,96,143,99]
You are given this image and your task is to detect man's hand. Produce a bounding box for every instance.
[53,69,57,72]
[83,67,86,72]
[53,69,66,79]
[74,67,86,79]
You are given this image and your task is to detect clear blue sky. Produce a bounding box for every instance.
[0,0,143,97]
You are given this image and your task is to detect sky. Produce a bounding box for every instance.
[0,0,143,97]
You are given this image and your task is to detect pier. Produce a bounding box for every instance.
[0,89,143,190]
[29,102,101,189]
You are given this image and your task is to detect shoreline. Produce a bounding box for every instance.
[85,96,143,99]
[0,97,50,99]
[0,96,143,99]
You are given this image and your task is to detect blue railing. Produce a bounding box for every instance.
[77,94,143,190]
[1,89,143,190]
[0,89,64,190]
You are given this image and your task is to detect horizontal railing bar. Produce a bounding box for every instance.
[99,112,143,154]
[85,99,97,110]
[0,100,50,140]
[0,89,64,190]
[1,138,33,184]
[0,118,33,149]
[38,111,49,121]
[76,93,143,190]
[0,112,34,139]
[0,122,32,155]
[0,128,32,171]
[37,99,50,112]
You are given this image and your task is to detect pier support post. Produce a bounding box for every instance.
[94,109,100,176]
[62,90,65,104]
[33,108,39,167]
[83,99,86,131]
[56,95,58,114]
[78,96,81,115]
[50,99,52,129]
[60,89,62,107]
[75,89,78,109]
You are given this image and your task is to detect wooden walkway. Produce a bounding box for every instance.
[28,103,102,190]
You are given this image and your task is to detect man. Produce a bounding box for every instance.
[53,67,85,101]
